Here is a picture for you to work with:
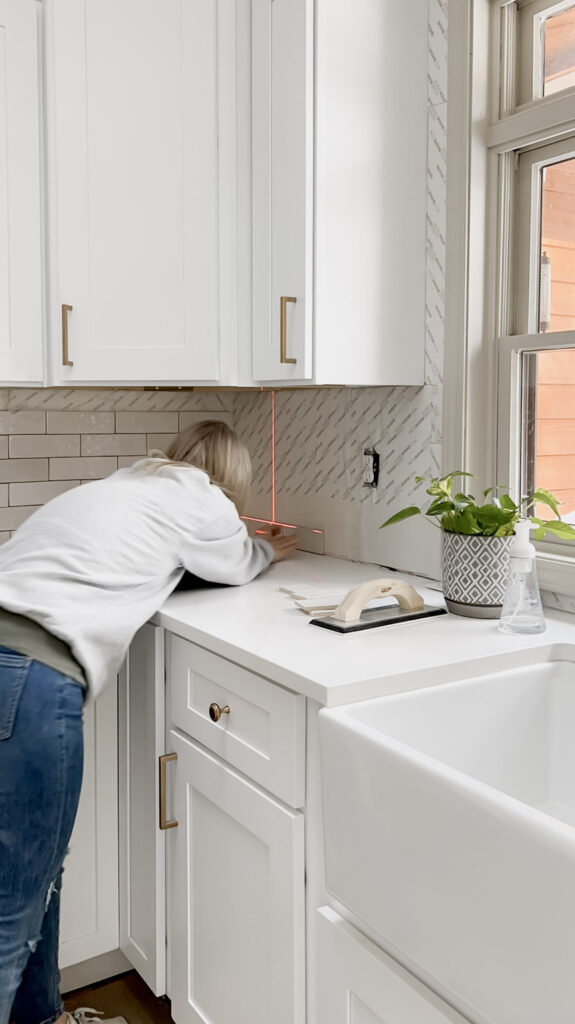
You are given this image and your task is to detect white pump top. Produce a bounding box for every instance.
[509,519,536,574]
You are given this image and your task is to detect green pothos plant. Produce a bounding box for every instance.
[380,471,575,541]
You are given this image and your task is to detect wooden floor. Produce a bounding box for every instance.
[64,971,174,1024]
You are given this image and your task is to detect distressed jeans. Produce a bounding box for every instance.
[0,649,84,1024]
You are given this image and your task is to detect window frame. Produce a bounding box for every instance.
[445,0,575,595]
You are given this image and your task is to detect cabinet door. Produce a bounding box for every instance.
[252,0,313,382]
[45,0,233,384]
[0,0,43,384]
[317,908,471,1024]
[168,728,305,1024]
[59,681,119,968]
[118,624,166,995]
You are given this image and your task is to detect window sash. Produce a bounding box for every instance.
[515,135,575,334]
[498,330,575,561]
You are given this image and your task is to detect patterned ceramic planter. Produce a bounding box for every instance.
[442,532,513,618]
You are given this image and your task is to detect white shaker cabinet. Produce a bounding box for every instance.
[45,0,236,385]
[0,0,43,385]
[251,0,313,381]
[166,634,306,1024]
[59,681,119,968]
[118,623,166,996]
[251,0,428,386]
[167,729,305,1024]
[119,628,306,1024]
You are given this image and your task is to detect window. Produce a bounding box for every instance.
[490,0,575,574]
[518,0,575,104]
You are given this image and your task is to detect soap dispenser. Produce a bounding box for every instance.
[498,519,545,635]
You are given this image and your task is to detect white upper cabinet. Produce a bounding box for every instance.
[252,0,313,382]
[45,0,236,385]
[13,0,428,387]
[0,0,44,385]
[251,0,428,386]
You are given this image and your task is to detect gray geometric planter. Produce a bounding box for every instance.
[442,532,513,618]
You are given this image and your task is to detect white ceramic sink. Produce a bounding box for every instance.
[319,657,575,1024]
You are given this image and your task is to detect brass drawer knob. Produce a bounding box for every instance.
[209,702,230,723]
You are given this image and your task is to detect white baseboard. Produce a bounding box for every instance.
[60,948,132,994]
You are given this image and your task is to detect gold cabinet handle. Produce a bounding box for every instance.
[159,753,178,830]
[209,702,230,723]
[280,296,297,364]
[62,304,73,366]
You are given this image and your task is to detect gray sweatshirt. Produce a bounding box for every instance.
[0,463,273,699]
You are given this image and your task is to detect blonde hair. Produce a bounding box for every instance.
[137,419,252,512]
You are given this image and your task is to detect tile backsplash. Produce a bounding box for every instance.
[0,389,234,542]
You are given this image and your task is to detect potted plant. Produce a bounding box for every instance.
[380,471,575,617]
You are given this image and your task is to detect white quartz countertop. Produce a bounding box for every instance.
[154,552,575,706]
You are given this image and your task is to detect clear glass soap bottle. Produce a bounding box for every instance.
[499,519,546,635]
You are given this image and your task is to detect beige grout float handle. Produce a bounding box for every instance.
[333,578,424,623]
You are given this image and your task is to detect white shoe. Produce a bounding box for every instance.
[66,1009,128,1024]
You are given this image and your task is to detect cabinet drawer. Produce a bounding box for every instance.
[167,633,305,807]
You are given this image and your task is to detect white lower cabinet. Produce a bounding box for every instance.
[118,624,166,995]
[317,908,471,1024]
[59,681,119,968]
[119,626,306,1024]
[120,628,468,1024]
[167,728,305,1024]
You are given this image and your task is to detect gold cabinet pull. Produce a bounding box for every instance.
[209,702,230,723]
[280,296,297,364]
[61,304,73,366]
[159,753,178,830]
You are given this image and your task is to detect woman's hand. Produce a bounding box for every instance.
[266,533,299,561]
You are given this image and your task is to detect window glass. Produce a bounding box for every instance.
[521,349,575,520]
[543,4,575,96]
[539,157,575,332]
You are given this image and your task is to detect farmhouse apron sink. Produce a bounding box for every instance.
[319,655,575,1024]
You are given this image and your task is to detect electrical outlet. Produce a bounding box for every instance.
[363,447,379,488]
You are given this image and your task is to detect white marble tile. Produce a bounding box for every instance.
[0,411,46,434]
[428,0,448,106]
[9,434,80,458]
[81,434,147,456]
[425,319,444,386]
[49,457,118,480]
[115,411,179,434]
[5,388,235,412]
[46,412,115,434]
[0,506,39,531]
[9,480,79,506]
[0,459,49,483]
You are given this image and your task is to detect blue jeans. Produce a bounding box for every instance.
[0,649,84,1024]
